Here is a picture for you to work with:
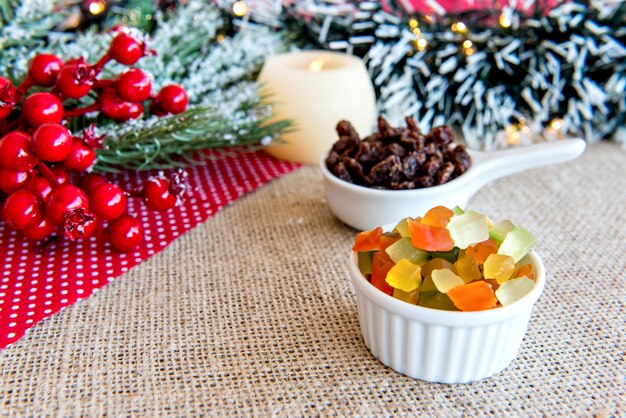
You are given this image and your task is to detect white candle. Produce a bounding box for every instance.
[258,50,376,164]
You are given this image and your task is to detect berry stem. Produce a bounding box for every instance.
[1,115,25,136]
[37,161,59,187]
[63,103,99,118]
[93,79,115,90]
[92,53,112,75]
[15,77,34,100]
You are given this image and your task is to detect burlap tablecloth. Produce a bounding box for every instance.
[1,142,624,416]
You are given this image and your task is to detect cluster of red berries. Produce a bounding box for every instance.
[0,28,189,252]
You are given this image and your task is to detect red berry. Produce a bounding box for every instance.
[56,59,95,99]
[0,77,16,120]
[2,189,44,230]
[51,165,70,185]
[142,177,177,211]
[105,214,143,252]
[98,89,143,121]
[154,84,188,115]
[63,208,98,240]
[79,173,107,193]
[0,169,30,194]
[22,217,56,240]
[110,33,144,65]
[0,131,38,171]
[28,54,63,87]
[116,68,152,102]
[45,184,89,225]
[22,92,63,127]
[87,182,127,221]
[29,175,53,202]
[62,138,96,172]
[32,123,73,162]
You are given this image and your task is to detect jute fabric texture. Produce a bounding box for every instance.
[1,142,624,416]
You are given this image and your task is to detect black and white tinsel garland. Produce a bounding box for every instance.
[218,0,626,150]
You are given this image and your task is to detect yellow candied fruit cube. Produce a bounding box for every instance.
[385,259,422,292]
[393,287,420,304]
[483,253,515,284]
[431,269,464,293]
[454,252,482,283]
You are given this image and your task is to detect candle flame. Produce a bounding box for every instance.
[308,56,328,72]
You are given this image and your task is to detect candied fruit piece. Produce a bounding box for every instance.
[418,291,459,311]
[483,253,516,284]
[427,247,459,263]
[495,276,534,306]
[455,252,482,283]
[489,219,515,244]
[352,226,383,252]
[371,250,395,295]
[408,219,454,252]
[498,227,537,262]
[446,210,490,249]
[393,217,413,238]
[431,269,464,293]
[386,259,422,292]
[466,238,499,264]
[358,251,374,275]
[385,237,430,265]
[515,264,534,280]
[448,281,497,311]
[421,206,454,228]
[393,287,420,304]
[380,232,401,250]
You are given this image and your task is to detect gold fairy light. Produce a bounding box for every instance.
[232,1,249,17]
[464,47,475,56]
[424,15,433,23]
[451,22,467,33]
[463,40,473,49]
[549,118,564,131]
[499,14,512,28]
[88,0,106,15]
[416,37,428,51]
[409,18,418,29]
[412,27,421,35]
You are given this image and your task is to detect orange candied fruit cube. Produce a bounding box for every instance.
[465,238,499,264]
[379,232,401,251]
[515,264,534,280]
[408,219,454,252]
[421,206,454,228]
[371,250,395,295]
[352,226,383,252]
[447,281,497,311]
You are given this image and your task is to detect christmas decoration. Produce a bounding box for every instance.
[1,0,291,171]
[217,0,626,149]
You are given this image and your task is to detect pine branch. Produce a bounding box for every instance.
[93,104,292,173]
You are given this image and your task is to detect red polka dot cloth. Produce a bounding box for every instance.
[0,151,299,349]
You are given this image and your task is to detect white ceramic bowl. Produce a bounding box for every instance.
[349,246,546,384]
[322,138,585,230]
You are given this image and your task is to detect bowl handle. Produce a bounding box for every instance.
[467,138,586,192]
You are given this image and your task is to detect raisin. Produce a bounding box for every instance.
[355,141,383,165]
[383,143,406,158]
[423,155,442,177]
[402,152,421,178]
[343,157,371,186]
[436,162,455,185]
[331,161,353,183]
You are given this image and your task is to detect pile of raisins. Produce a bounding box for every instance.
[325,116,471,190]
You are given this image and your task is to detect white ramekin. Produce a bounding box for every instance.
[349,249,546,383]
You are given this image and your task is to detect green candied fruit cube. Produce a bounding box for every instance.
[393,217,413,238]
[418,291,459,311]
[357,251,375,275]
[498,226,537,262]
[446,210,490,249]
[385,237,430,265]
[495,276,535,306]
[489,219,515,244]
[452,206,465,215]
[428,247,459,263]
[393,287,420,304]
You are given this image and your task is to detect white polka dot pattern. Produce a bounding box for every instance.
[0,151,299,349]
